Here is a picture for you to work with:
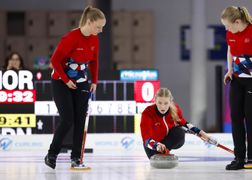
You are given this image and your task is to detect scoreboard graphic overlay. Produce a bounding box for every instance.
[0,70,159,135]
[0,70,36,135]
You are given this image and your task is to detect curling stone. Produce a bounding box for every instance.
[150,154,178,169]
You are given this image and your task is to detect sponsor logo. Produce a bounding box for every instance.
[0,138,12,151]
[244,38,250,43]
[121,136,134,150]
[120,70,159,81]
[229,39,235,42]
[76,48,84,51]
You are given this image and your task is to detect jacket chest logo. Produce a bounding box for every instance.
[154,122,160,126]
[244,38,250,43]
[76,48,84,51]
[90,46,95,51]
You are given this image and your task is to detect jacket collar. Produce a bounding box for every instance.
[155,105,169,117]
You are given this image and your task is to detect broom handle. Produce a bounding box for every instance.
[80,93,92,164]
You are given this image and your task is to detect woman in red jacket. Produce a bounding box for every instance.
[44,6,106,169]
[140,88,210,159]
[221,6,252,170]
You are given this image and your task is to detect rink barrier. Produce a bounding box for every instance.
[0,133,234,153]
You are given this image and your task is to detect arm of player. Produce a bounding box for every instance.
[140,110,167,153]
[183,122,217,145]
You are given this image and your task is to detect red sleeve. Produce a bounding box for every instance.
[140,109,153,143]
[140,108,161,150]
[88,37,99,84]
[50,33,76,84]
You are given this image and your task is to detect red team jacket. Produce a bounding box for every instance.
[226,24,252,77]
[51,28,99,84]
[226,24,252,56]
[140,104,187,149]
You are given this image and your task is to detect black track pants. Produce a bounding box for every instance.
[48,79,89,159]
[230,77,252,160]
[144,126,185,159]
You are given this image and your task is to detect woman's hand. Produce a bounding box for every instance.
[90,83,97,93]
[223,70,233,85]
[199,130,209,140]
[199,130,217,145]
[7,63,20,70]
[7,64,13,70]
[66,80,77,89]
[156,143,167,153]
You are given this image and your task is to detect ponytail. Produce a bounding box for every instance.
[221,6,252,24]
[79,6,105,27]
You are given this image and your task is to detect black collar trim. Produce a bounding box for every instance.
[155,105,169,117]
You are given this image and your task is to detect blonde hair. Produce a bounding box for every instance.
[79,6,105,27]
[155,88,180,123]
[221,6,252,24]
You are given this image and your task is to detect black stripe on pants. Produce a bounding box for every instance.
[230,77,252,160]
[48,79,90,159]
[144,126,185,159]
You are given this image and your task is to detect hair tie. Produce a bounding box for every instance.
[238,7,242,12]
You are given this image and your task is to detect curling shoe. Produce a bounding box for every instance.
[244,160,252,169]
[44,154,57,169]
[226,158,245,170]
[71,158,85,168]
